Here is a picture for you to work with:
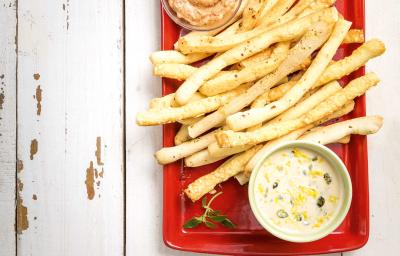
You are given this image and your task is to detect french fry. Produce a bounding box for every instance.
[314,39,386,88]
[208,142,252,158]
[259,0,313,27]
[177,116,204,125]
[216,73,379,148]
[199,42,290,96]
[137,84,250,126]
[258,0,280,22]
[242,100,356,175]
[188,20,334,138]
[237,47,273,68]
[247,88,271,132]
[303,126,351,143]
[175,8,338,105]
[175,125,190,145]
[150,51,212,65]
[155,128,224,165]
[298,0,336,18]
[304,72,379,123]
[342,29,364,44]
[184,149,226,167]
[153,63,197,80]
[252,72,304,107]
[184,145,262,202]
[226,19,351,131]
[238,0,268,32]
[268,81,342,124]
[257,0,297,27]
[300,115,384,144]
[149,92,204,109]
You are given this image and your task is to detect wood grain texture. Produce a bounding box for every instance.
[16,0,124,255]
[345,0,400,255]
[125,0,174,255]
[0,1,17,255]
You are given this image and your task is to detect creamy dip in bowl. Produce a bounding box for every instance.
[162,0,245,31]
[248,140,352,243]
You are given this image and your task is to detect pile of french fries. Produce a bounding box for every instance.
[137,0,385,203]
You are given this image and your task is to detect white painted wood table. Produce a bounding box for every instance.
[0,0,399,255]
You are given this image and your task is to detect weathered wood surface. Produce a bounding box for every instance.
[0,1,17,255]
[16,0,124,255]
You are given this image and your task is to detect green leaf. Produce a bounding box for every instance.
[208,215,227,222]
[183,217,202,229]
[220,218,236,228]
[204,221,217,229]
[208,210,221,216]
[201,196,207,208]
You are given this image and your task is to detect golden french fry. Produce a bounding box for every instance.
[298,0,336,18]
[149,92,205,109]
[184,145,262,202]
[150,51,212,65]
[216,73,379,148]
[174,8,338,105]
[153,63,197,80]
[184,149,226,167]
[257,0,297,27]
[237,47,273,68]
[137,84,250,126]
[238,0,268,32]
[258,0,280,22]
[259,0,313,27]
[155,128,223,165]
[303,125,352,143]
[177,116,204,125]
[269,81,342,124]
[175,125,190,145]
[188,21,334,138]
[199,42,290,96]
[208,142,252,158]
[343,29,364,44]
[226,19,351,131]
[300,115,384,144]
[304,73,379,123]
[314,39,386,88]
[252,72,304,107]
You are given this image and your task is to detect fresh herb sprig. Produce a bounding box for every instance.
[183,192,236,229]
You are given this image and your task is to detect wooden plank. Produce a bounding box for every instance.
[16,0,124,255]
[345,0,400,255]
[0,0,17,255]
[124,0,169,255]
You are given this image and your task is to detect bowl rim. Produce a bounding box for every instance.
[160,0,244,31]
[248,140,353,243]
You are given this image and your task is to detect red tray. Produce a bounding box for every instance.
[162,1,369,255]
